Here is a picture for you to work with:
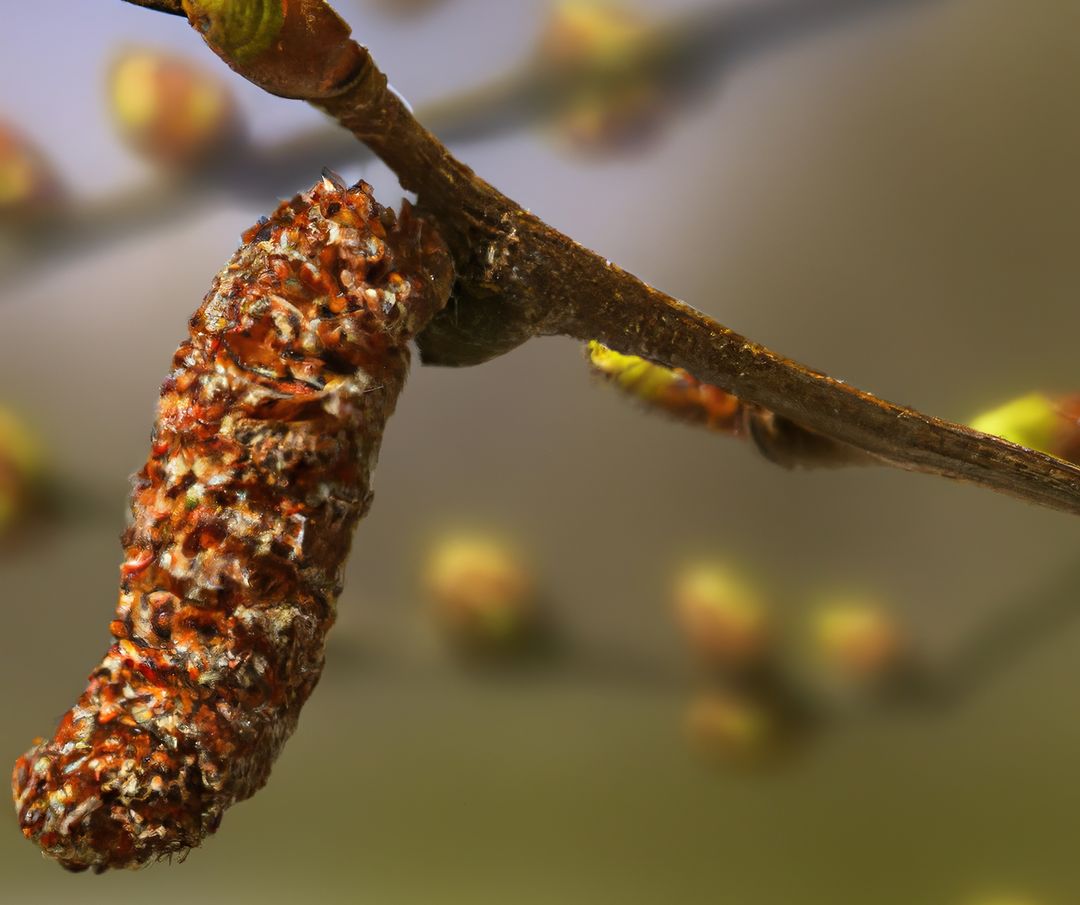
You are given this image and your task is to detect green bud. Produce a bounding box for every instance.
[183,0,285,64]
[969,393,1059,454]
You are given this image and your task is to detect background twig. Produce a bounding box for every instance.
[4,0,928,285]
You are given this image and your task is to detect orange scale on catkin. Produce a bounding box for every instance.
[13,175,452,871]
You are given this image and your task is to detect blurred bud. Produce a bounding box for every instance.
[0,122,64,221]
[0,406,45,538]
[425,534,537,655]
[108,48,242,170]
[673,563,771,672]
[814,599,906,683]
[970,392,1080,465]
[685,687,808,769]
[686,690,772,765]
[540,0,644,66]
[536,1,667,154]
[588,341,742,431]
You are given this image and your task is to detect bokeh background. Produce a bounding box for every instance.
[3,1,1080,902]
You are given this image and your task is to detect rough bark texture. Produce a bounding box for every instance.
[316,54,1080,514]
[71,0,1080,515]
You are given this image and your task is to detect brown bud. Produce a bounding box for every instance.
[0,123,64,221]
[183,0,366,100]
[109,48,242,169]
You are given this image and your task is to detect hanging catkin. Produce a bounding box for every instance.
[12,173,453,871]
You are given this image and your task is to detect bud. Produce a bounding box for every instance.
[813,599,906,683]
[540,0,644,66]
[182,0,364,101]
[108,48,242,169]
[535,1,666,154]
[182,0,285,65]
[673,563,771,672]
[685,687,808,768]
[588,341,741,431]
[969,392,1080,465]
[0,405,45,537]
[425,534,536,655]
[0,122,64,221]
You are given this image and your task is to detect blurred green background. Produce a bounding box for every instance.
[2,1,1080,902]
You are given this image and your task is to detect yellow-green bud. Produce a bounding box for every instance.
[673,563,771,671]
[0,406,44,536]
[813,599,906,682]
[536,2,666,154]
[969,393,1060,455]
[425,533,535,654]
[0,123,63,219]
[182,0,285,65]
[109,48,240,168]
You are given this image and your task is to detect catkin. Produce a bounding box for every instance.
[12,173,452,871]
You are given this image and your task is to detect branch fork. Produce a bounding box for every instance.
[126,0,1080,517]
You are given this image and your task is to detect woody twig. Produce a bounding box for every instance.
[111,0,1080,517]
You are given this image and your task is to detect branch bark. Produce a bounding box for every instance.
[123,0,184,14]
[9,0,921,284]
[120,0,1080,517]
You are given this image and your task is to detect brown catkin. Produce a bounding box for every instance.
[11,174,453,871]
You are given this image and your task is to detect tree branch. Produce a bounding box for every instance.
[117,0,1080,517]
[122,0,185,15]
[8,1,921,284]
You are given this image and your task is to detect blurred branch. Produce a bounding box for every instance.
[927,564,1080,708]
[4,0,922,284]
